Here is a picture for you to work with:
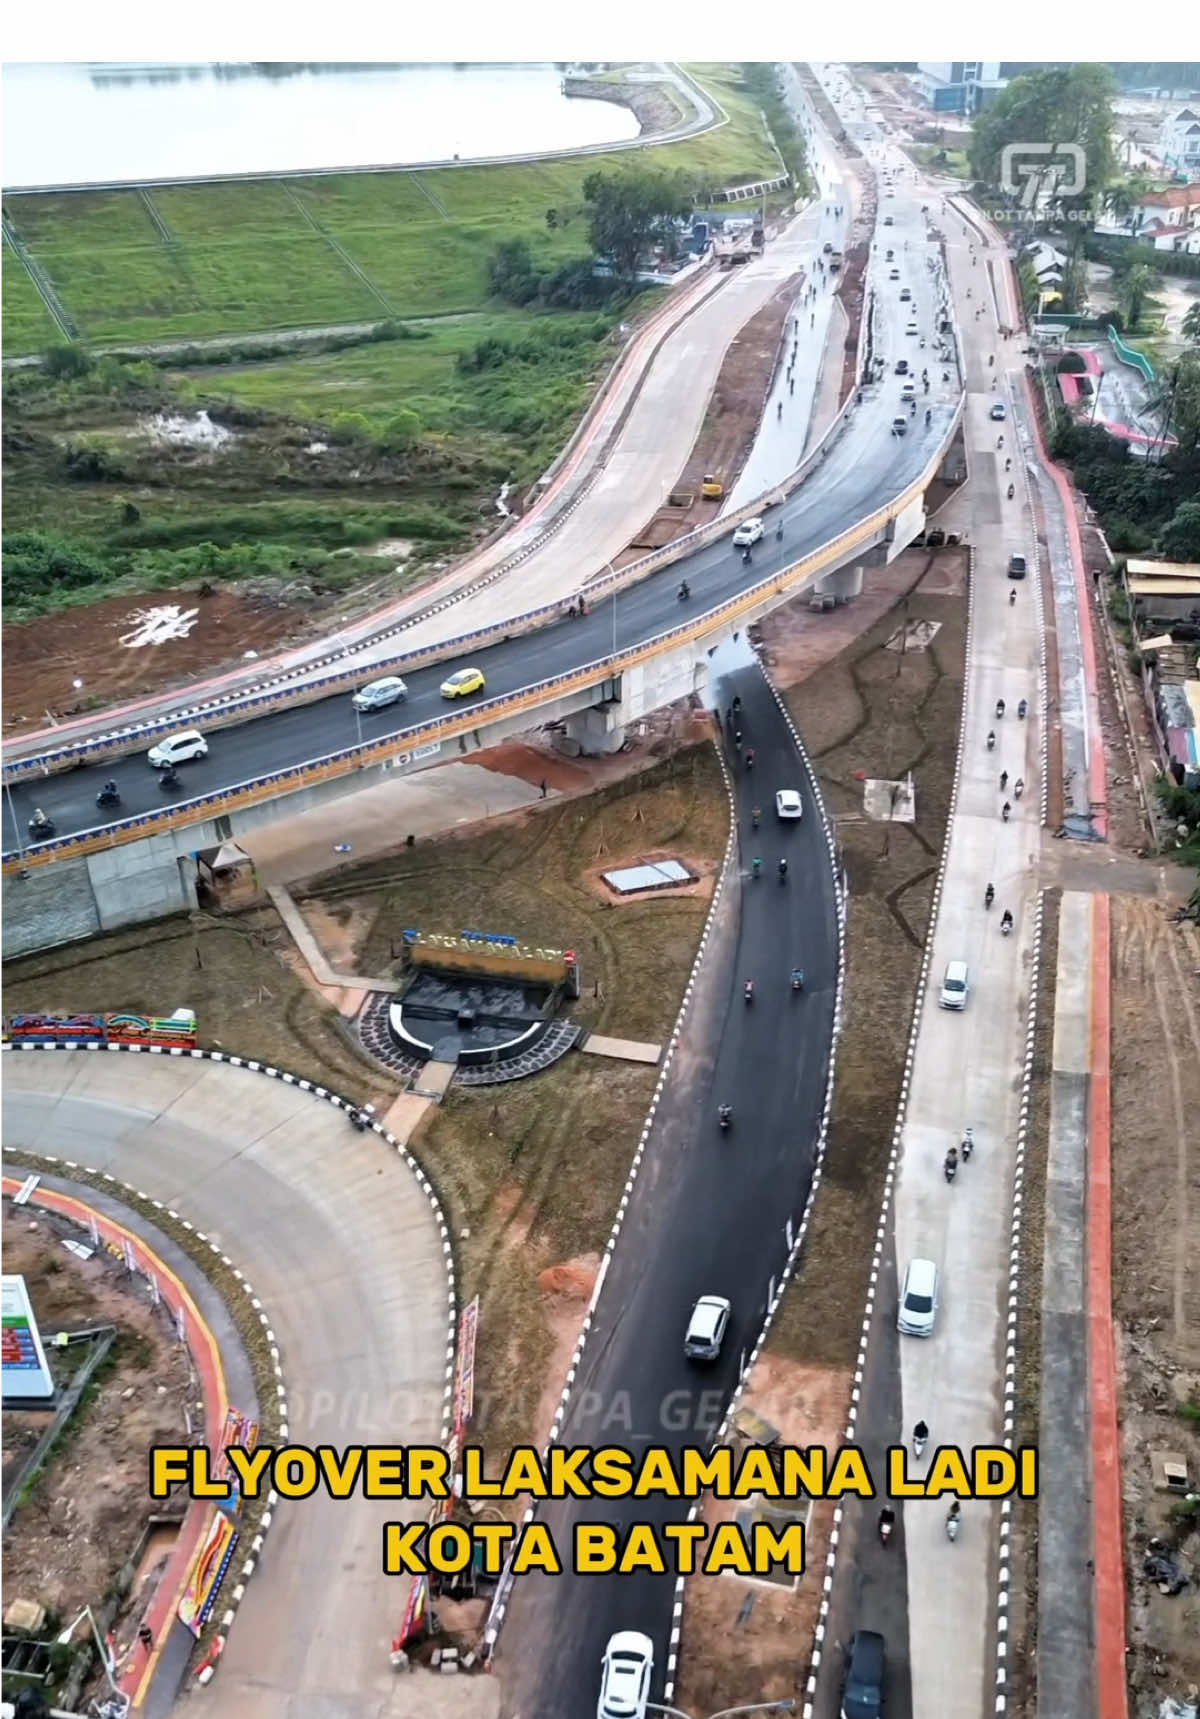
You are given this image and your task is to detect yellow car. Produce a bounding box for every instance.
[439,666,486,700]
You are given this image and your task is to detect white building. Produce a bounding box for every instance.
[1160,108,1200,179]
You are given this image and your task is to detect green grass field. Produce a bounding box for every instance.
[0,65,782,356]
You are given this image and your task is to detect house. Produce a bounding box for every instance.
[1139,217,1200,255]
[1123,561,1200,777]
[1160,108,1200,180]
[1024,241,1067,287]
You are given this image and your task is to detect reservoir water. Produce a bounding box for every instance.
[1,62,642,191]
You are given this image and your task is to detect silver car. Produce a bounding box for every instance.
[352,676,408,712]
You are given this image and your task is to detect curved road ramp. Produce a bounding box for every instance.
[1,1050,451,1719]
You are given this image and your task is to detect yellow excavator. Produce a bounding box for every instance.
[700,473,724,499]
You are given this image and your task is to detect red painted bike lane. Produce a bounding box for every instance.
[2,1176,229,1709]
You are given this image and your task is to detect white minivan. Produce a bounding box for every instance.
[352,676,408,712]
[147,730,208,769]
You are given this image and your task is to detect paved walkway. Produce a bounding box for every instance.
[1039,891,1098,1719]
[2,1052,450,1719]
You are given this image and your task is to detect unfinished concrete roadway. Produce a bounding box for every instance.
[0,1050,451,1719]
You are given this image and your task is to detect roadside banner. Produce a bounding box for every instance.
[177,1511,239,1637]
[454,1297,479,1433]
[393,1574,428,1649]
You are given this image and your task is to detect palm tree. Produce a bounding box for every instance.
[1119,262,1157,332]
[1183,303,1200,346]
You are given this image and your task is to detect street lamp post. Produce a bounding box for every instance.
[55,1606,125,1705]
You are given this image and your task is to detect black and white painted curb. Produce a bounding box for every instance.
[1,1040,458,1453]
[3,1139,287,1688]
[660,653,848,1705]
[1014,412,1051,830]
[481,730,740,1679]
[801,546,977,1717]
[994,885,1045,1716]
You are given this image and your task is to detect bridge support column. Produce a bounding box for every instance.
[555,704,627,757]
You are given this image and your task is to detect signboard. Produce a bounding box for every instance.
[177,1511,239,1637]
[1,1274,55,1402]
[455,1298,479,1433]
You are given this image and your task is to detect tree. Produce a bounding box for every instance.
[1182,303,1200,345]
[488,236,542,307]
[42,342,93,379]
[970,65,1117,217]
[581,166,696,280]
[1118,262,1157,331]
[1160,499,1200,561]
[377,409,421,451]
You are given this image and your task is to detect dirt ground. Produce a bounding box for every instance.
[1,572,421,737]
[295,744,730,1463]
[1109,896,1200,1714]
[1,1209,194,1624]
[676,1359,846,1716]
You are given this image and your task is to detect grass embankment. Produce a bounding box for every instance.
[1,66,779,357]
[4,747,727,1460]
[763,559,966,1366]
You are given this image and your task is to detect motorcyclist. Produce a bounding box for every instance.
[925,409,932,425]
[718,1104,733,1128]
[732,695,742,715]
[744,980,755,1003]
[999,770,1008,792]
[751,806,761,828]
[986,730,996,750]
[752,857,762,879]
[791,968,804,989]
[1001,909,1014,933]
[878,1505,896,1540]
[1002,800,1012,822]
[944,1145,958,1177]
[159,766,180,789]
[777,856,788,880]
[995,698,1005,719]
[914,1419,929,1446]
[30,806,52,832]
[678,580,690,601]
[1014,777,1025,799]
[101,778,119,800]
[1007,483,1014,499]
[1018,698,1027,719]
[984,882,995,908]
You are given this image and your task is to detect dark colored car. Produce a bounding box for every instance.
[841,1629,885,1719]
[1008,554,1028,580]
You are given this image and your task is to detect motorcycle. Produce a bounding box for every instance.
[1007,483,1015,499]
[752,858,762,880]
[718,1106,732,1132]
[946,1503,961,1542]
[791,969,805,992]
[97,783,121,808]
[751,807,761,828]
[986,730,996,751]
[878,1508,896,1546]
[1014,779,1025,800]
[743,981,755,1005]
[777,857,788,882]
[961,1127,974,1162]
[995,699,1006,719]
[1001,912,1014,937]
[1002,801,1012,823]
[678,582,690,602]
[944,1148,958,1184]
[28,813,55,839]
[1017,699,1027,719]
[984,883,995,909]
[913,1422,929,1458]
[348,1104,374,1132]
[159,769,181,793]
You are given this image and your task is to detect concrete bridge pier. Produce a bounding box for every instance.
[555,701,628,757]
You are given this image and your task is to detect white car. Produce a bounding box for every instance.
[732,517,764,548]
[684,1295,731,1361]
[352,676,408,712]
[147,730,208,768]
[598,1631,654,1719]
[939,960,969,1010]
[776,789,804,821]
[897,1257,939,1337]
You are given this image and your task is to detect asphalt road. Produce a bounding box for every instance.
[8,189,952,854]
[496,657,840,1719]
